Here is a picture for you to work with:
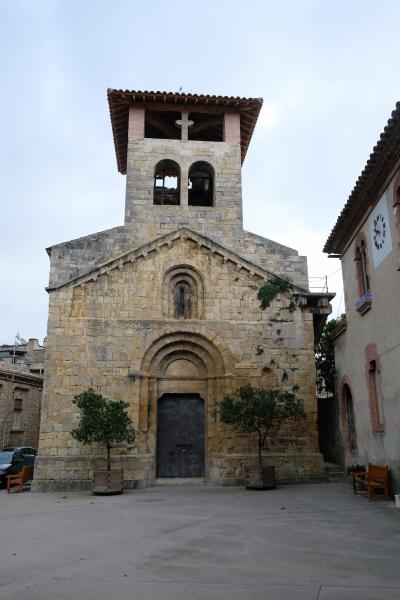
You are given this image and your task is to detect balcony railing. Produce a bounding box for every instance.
[308,276,329,293]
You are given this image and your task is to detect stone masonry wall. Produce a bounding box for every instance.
[35,111,320,492]
[33,235,323,491]
[125,138,243,247]
[0,373,43,450]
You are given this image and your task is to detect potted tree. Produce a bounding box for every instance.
[71,388,135,495]
[347,464,366,494]
[219,384,305,489]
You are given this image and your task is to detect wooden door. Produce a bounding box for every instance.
[157,394,204,478]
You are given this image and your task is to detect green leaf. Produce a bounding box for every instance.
[257,279,291,310]
[219,384,305,437]
[71,388,135,450]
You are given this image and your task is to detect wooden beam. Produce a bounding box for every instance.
[140,102,238,115]
[145,114,179,139]
[190,117,222,135]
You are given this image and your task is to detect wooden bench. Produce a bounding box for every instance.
[354,463,390,500]
[366,464,390,500]
[7,466,34,493]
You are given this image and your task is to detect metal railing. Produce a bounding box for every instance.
[308,276,329,293]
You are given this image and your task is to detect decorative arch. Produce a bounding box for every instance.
[188,161,215,206]
[136,330,233,449]
[141,331,226,378]
[153,159,180,205]
[162,264,205,319]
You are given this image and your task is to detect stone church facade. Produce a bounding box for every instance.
[32,90,331,491]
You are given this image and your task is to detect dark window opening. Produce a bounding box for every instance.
[369,359,384,429]
[355,240,370,295]
[145,110,181,139]
[174,281,192,319]
[188,161,214,207]
[12,398,22,430]
[188,112,223,142]
[343,384,357,451]
[395,185,400,216]
[154,160,180,205]
[178,287,185,318]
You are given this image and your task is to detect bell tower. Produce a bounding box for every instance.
[108,90,263,247]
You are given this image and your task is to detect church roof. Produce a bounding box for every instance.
[47,227,309,294]
[0,364,43,384]
[107,89,263,174]
[324,101,400,254]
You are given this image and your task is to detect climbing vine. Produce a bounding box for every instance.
[315,315,346,395]
[257,278,291,310]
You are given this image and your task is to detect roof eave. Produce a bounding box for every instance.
[107,89,263,175]
[324,101,400,254]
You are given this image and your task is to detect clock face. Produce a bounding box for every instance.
[369,192,392,268]
[373,213,386,250]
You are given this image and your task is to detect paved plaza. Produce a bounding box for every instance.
[0,482,399,599]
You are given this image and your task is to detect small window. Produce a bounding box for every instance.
[394,178,400,224]
[174,281,192,319]
[153,160,180,205]
[343,384,357,451]
[188,162,214,207]
[355,239,370,296]
[396,183,400,209]
[12,399,22,430]
[368,359,384,431]
[162,265,204,319]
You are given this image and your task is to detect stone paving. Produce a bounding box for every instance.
[0,482,399,599]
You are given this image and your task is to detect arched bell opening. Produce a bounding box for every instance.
[188,161,214,207]
[153,159,180,205]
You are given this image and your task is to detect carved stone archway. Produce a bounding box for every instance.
[137,331,228,481]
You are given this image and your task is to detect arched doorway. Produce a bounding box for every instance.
[157,394,205,478]
[138,331,232,482]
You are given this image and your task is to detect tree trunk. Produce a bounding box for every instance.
[106,445,111,472]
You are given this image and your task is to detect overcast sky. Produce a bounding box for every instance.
[1,0,399,344]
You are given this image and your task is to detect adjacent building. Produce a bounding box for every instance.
[0,364,43,449]
[324,101,400,490]
[33,89,331,491]
[0,338,46,376]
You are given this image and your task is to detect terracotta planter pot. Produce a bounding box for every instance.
[244,465,276,490]
[92,470,123,495]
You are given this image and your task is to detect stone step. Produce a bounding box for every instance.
[327,474,348,483]
[325,463,348,483]
[155,477,207,486]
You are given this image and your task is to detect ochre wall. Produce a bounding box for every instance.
[334,171,400,490]
[0,375,42,450]
[33,234,323,491]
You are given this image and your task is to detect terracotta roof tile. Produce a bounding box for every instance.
[0,364,43,382]
[107,89,263,174]
[324,101,400,254]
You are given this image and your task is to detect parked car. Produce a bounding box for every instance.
[3,446,37,467]
[0,450,24,488]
